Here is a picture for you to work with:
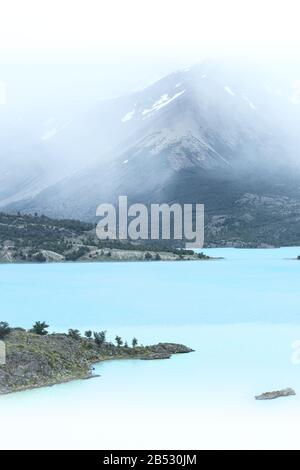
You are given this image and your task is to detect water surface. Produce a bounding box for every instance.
[0,247,299,449]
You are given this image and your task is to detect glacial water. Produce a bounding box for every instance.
[0,247,300,449]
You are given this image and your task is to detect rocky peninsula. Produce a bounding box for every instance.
[0,212,211,263]
[0,325,193,394]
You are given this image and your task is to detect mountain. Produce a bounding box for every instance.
[2,60,300,246]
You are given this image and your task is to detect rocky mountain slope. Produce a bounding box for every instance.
[1,61,300,246]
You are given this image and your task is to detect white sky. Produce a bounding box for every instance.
[0,0,299,62]
[0,0,300,107]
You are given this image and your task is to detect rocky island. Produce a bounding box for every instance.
[0,322,193,394]
[255,388,296,400]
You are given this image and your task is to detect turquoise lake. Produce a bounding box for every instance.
[0,247,300,449]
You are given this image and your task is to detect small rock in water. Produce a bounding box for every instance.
[255,388,296,400]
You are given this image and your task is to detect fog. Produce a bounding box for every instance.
[1,59,299,170]
[0,0,300,210]
[1,0,300,170]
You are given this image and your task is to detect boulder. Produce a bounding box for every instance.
[255,388,296,400]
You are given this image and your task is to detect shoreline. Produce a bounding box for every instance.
[0,247,213,264]
[0,257,217,266]
[0,330,194,395]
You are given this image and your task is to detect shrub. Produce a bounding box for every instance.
[30,321,49,335]
[115,335,123,347]
[93,331,106,346]
[68,329,81,340]
[0,321,11,339]
[197,252,209,259]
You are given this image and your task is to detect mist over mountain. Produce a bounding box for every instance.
[1,60,300,246]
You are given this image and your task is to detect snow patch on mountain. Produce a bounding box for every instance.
[243,95,257,110]
[142,90,186,117]
[224,86,235,96]
[121,109,136,122]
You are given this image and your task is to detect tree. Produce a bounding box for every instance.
[85,330,92,338]
[155,253,161,261]
[94,330,106,347]
[124,341,128,348]
[68,329,81,340]
[0,322,11,339]
[132,337,138,348]
[144,252,152,260]
[115,335,123,347]
[30,321,49,335]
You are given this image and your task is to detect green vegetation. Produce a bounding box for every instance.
[93,331,106,347]
[84,330,92,338]
[0,212,180,254]
[197,252,210,259]
[132,337,138,348]
[0,212,212,263]
[68,329,81,340]
[115,335,123,348]
[0,322,193,394]
[0,212,91,255]
[0,322,11,339]
[29,321,49,336]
